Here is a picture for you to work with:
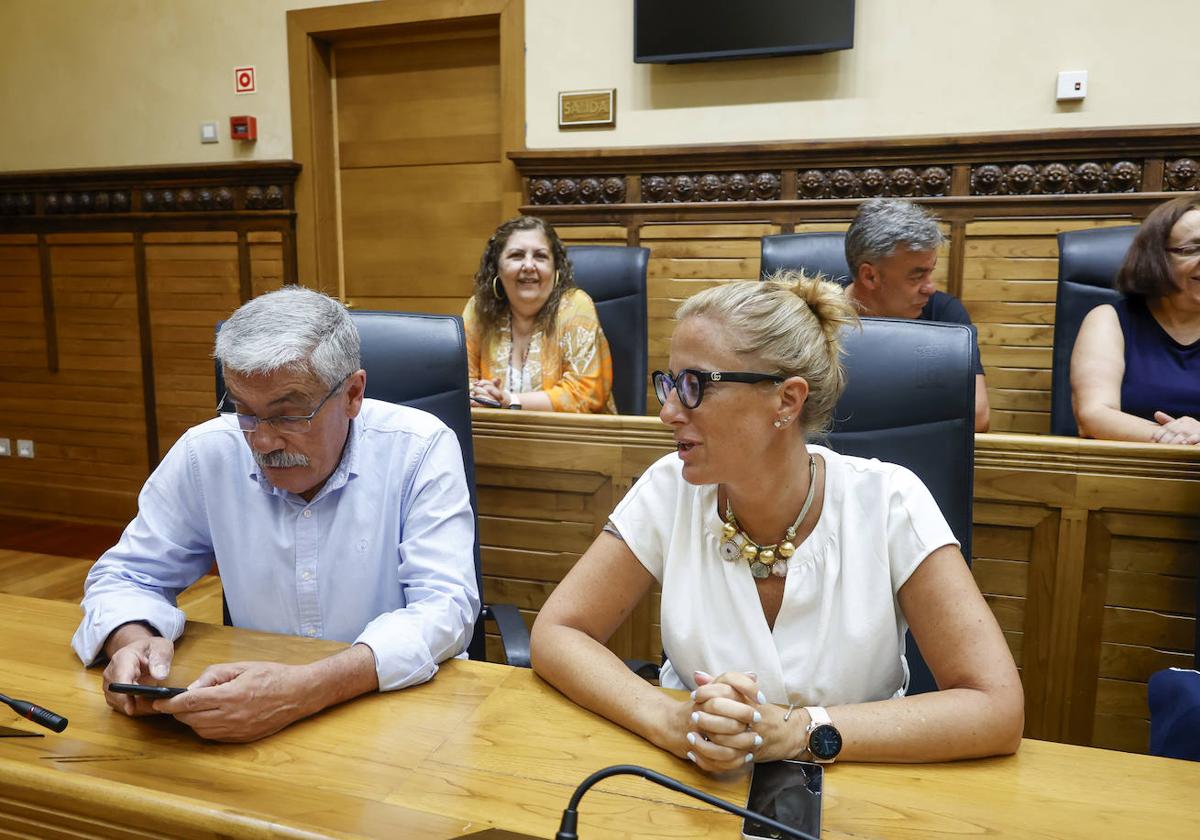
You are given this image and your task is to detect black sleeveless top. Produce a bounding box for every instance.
[1114,297,1200,421]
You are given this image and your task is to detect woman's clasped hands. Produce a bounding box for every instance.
[672,670,804,772]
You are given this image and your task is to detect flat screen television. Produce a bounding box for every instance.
[634,0,855,64]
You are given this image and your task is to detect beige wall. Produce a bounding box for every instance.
[525,0,1200,149]
[0,0,359,171]
[2,0,1198,172]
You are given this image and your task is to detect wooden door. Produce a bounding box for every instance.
[335,21,504,314]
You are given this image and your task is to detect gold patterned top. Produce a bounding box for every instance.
[463,288,617,414]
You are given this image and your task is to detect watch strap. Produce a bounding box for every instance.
[804,705,832,727]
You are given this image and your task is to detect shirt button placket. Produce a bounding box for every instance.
[297,506,321,639]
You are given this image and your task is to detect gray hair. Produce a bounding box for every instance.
[214,286,360,388]
[675,273,859,434]
[844,198,944,274]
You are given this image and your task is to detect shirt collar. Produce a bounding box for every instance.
[247,415,364,502]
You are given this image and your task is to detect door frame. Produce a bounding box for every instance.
[286,0,526,295]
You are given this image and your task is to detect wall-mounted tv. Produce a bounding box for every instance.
[634,0,855,64]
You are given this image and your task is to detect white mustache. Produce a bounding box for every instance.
[253,449,310,468]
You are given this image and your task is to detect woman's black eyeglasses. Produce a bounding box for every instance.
[652,369,784,409]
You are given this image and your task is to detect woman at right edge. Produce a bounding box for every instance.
[530,273,1023,772]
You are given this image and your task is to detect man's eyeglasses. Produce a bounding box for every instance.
[216,373,351,435]
[652,369,784,410]
[1166,242,1200,260]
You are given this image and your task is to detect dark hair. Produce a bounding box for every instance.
[470,216,576,340]
[1117,195,1200,299]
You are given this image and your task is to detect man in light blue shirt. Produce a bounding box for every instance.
[72,287,479,742]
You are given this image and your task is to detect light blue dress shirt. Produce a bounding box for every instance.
[71,399,479,691]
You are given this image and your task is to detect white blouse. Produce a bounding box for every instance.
[609,445,958,706]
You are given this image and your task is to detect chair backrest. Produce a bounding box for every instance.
[1049,226,1135,436]
[215,311,486,660]
[822,317,976,695]
[566,245,650,415]
[761,232,852,286]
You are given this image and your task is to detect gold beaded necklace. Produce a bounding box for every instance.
[720,454,817,579]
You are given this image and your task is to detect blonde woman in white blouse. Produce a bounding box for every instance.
[530,274,1023,772]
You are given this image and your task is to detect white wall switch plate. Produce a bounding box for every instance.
[1056,70,1087,101]
[0,438,10,457]
[200,121,219,143]
[16,439,34,458]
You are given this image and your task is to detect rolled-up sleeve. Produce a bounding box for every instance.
[354,427,479,691]
[71,435,216,666]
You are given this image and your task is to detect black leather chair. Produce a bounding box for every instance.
[566,245,650,415]
[823,317,976,695]
[215,311,529,665]
[760,232,852,285]
[1049,226,1136,437]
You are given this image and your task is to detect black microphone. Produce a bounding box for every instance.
[0,692,69,733]
[555,764,818,840]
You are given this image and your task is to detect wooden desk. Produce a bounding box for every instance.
[1,594,1196,839]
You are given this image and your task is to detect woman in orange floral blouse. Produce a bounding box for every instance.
[463,216,616,413]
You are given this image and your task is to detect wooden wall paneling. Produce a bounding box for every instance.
[0,163,299,521]
[132,232,158,467]
[35,234,58,372]
[0,233,147,521]
[974,434,1200,749]
[0,235,45,367]
[556,225,630,247]
[471,410,675,661]
[144,232,242,454]
[971,501,1051,671]
[248,232,286,299]
[1091,511,1199,753]
[962,218,1136,434]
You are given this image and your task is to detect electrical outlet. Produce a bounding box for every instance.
[16,439,34,458]
[0,438,10,456]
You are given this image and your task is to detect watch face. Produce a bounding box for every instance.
[809,723,842,760]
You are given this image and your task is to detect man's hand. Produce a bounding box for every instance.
[102,633,176,717]
[153,661,316,743]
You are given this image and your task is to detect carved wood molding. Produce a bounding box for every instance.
[1165,157,1199,191]
[512,124,1200,209]
[0,161,300,220]
[969,160,1141,195]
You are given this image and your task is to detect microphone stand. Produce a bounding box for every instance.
[0,692,69,733]
[555,764,818,840]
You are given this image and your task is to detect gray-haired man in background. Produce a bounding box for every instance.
[845,198,991,431]
[72,286,478,742]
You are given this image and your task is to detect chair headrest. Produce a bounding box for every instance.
[1056,225,1138,290]
[566,246,649,301]
[761,232,852,286]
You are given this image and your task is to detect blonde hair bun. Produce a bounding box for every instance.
[675,272,860,433]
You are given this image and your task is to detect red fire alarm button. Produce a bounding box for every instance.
[230,116,257,142]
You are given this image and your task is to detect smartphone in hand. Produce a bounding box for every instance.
[108,683,188,699]
[742,759,823,839]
